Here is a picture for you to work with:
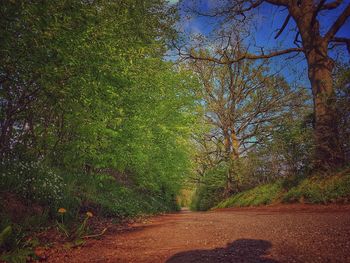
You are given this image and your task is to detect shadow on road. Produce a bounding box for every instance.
[166,239,279,263]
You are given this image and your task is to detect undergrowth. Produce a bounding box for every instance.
[0,162,179,263]
[215,169,350,209]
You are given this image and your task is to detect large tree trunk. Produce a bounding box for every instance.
[230,132,239,160]
[289,1,346,170]
[222,128,233,196]
[307,46,344,170]
[224,130,240,196]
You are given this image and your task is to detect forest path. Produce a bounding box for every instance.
[47,204,350,263]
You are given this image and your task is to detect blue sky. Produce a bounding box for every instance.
[176,0,350,40]
[174,0,350,88]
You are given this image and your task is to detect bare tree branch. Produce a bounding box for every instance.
[237,0,265,14]
[293,31,301,47]
[182,47,304,64]
[325,2,350,40]
[188,0,264,18]
[321,0,343,10]
[265,0,289,6]
[330,37,350,53]
[274,14,291,39]
[311,0,326,26]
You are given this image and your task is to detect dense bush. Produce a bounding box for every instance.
[60,172,180,219]
[0,159,65,209]
[0,164,180,223]
[190,164,228,211]
[0,167,180,261]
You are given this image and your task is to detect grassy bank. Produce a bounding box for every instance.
[215,169,350,209]
[0,168,179,262]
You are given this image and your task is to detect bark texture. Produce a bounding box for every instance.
[288,0,347,169]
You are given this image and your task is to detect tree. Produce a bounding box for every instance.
[0,0,198,210]
[180,0,350,170]
[334,64,350,162]
[189,39,306,195]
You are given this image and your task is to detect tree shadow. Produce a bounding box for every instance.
[166,239,279,263]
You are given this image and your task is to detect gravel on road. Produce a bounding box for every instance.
[46,204,350,263]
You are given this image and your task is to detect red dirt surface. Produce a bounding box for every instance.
[44,204,350,262]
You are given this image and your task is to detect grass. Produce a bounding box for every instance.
[283,172,350,204]
[215,169,350,209]
[216,182,284,208]
[0,170,179,262]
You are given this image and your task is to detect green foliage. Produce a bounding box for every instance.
[283,171,350,203]
[0,0,195,216]
[190,164,228,211]
[248,106,314,182]
[0,232,40,263]
[216,169,350,209]
[0,222,34,263]
[0,160,65,209]
[189,45,313,209]
[0,226,12,248]
[177,189,193,207]
[334,65,350,162]
[0,0,197,256]
[191,101,316,211]
[56,211,92,245]
[0,210,48,261]
[0,248,34,263]
[216,182,283,208]
[57,172,180,220]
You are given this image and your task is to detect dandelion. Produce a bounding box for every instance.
[57,208,67,224]
[86,212,93,218]
[58,208,67,214]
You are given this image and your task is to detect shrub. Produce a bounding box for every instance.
[0,159,65,210]
[190,164,227,211]
[57,172,179,221]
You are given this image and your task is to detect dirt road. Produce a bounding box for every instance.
[47,205,350,262]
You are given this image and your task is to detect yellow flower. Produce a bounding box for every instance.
[86,212,93,218]
[58,208,67,214]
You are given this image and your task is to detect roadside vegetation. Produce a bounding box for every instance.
[184,1,350,212]
[0,1,197,261]
[216,169,350,209]
[190,64,350,211]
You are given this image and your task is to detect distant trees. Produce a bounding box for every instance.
[182,0,350,170]
[334,65,350,162]
[189,38,309,197]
